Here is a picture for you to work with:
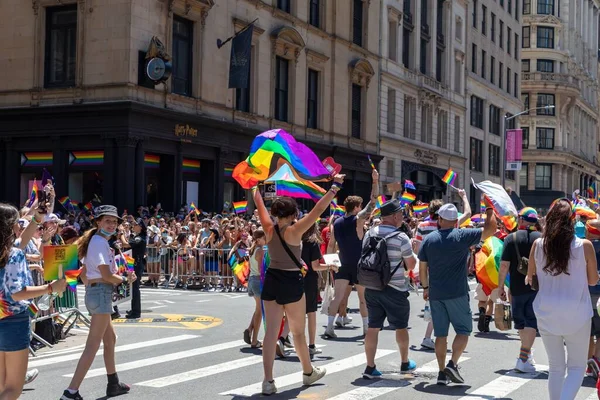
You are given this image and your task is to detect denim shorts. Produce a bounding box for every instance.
[85,283,114,315]
[430,295,473,337]
[511,291,538,330]
[247,275,261,297]
[365,286,410,329]
[0,312,30,352]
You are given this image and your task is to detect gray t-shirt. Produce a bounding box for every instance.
[418,228,482,300]
[363,224,413,291]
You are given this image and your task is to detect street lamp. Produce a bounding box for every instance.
[501,105,556,188]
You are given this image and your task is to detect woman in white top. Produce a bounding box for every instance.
[527,198,599,400]
[60,206,137,400]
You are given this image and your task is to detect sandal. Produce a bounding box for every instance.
[251,341,263,349]
[243,329,251,345]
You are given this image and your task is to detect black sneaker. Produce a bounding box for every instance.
[443,361,464,384]
[106,382,130,397]
[477,307,485,332]
[60,390,83,400]
[436,371,449,385]
[483,315,492,333]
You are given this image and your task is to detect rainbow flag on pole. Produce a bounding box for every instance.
[58,196,71,209]
[233,201,248,214]
[330,198,345,216]
[190,202,200,215]
[442,168,457,186]
[27,181,38,207]
[413,203,429,214]
[400,192,416,204]
[376,195,386,208]
[84,202,93,212]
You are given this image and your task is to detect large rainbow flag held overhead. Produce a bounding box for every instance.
[475,236,509,296]
[233,129,331,201]
[472,179,518,231]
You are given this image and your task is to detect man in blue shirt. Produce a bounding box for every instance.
[419,204,496,385]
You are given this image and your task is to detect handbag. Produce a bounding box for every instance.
[494,301,512,331]
[274,225,307,276]
[513,231,538,290]
[320,270,334,315]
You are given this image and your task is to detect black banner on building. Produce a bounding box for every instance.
[228,24,254,89]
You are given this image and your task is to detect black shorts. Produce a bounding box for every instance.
[335,264,358,285]
[511,291,538,330]
[304,273,319,313]
[365,287,410,330]
[261,269,304,305]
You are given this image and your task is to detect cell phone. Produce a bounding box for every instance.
[38,190,48,214]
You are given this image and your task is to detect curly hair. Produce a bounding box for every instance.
[542,199,574,276]
[0,204,19,268]
[344,196,363,214]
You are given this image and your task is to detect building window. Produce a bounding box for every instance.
[499,62,503,88]
[309,0,320,27]
[454,58,462,92]
[536,93,555,115]
[537,26,554,48]
[482,5,487,35]
[536,127,555,149]
[277,0,291,13]
[454,116,461,152]
[508,0,512,15]
[537,0,554,15]
[500,0,504,7]
[404,96,416,139]
[523,0,531,14]
[506,113,516,129]
[351,84,362,138]
[275,56,289,122]
[489,105,501,135]
[520,163,528,190]
[507,68,511,95]
[491,13,496,42]
[353,0,364,46]
[516,0,520,20]
[522,59,530,72]
[44,5,77,88]
[402,26,411,67]
[522,127,529,149]
[522,93,529,114]
[535,164,552,189]
[490,56,495,84]
[387,88,396,133]
[470,137,483,172]
[489,144,500,176]
[514,73,518,97]
[456,15,463,40]
[420,39,428,74]
[235,46,253,113]
[470,95,484,129]
[387,159,395,178]
[514,33,519,59]
[537,59,554,72]
[473,0,478,28]
[507,27,512,55]
[481,50,486,79]
[388,21,398,61]
[421,105,433,144]
[172,16,194,97]
[471,44,477,73]
[436,48,443,82]
[522,26,530,48]
[437,110,448,148]
[499,20,504,49]
[307,69,319,129]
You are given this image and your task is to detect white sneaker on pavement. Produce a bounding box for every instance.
[421,337,435,350]
[24,369,39,385]
[309,346,322,356]
[302,366,326,386]
[515,358,536,373]
[324,327,337,338]
[335,316,344,328]
[262,380,277,395]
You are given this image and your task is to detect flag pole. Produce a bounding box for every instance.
[217,18,258,49]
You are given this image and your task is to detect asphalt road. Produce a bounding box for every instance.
[23,283,599,400]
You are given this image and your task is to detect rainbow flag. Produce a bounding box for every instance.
[22,152,53,167]
[413,203,428,214]
[70,151,104,166]
[475,236,509,296]
[123,254,135,270]
[224,166,234,177]
[330,199,346,216]
[229,250,250,287]
[182,158,200,174]
[368,155,376,170]
[480,200,486,213]
[84,202,93,212]
[190,202,200,215]
[144,154,160,169]
[64,268,82,292]
[275,180,326,202]
[404,180,416,190]
[27,303,39,318]
[400,192,416,204]
[58,196,71,209]
[233,201,248,214]
[376,195,386,208]
[27,180,38,207]
[588,182,597,199]
[442,168,457,186]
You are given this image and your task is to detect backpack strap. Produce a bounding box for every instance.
[380,227,406,273]
[512,232,521,260]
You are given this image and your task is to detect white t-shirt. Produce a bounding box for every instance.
[82,235,117,280]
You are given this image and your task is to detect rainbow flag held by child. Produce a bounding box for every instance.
[64,269,82,292]
[442,168,457,186]
[233,201,248,214]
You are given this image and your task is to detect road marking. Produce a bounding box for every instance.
[585,391,600,400]
[148,305,167,310]
[66,340,246,378]
[31,334,198,368]
[220,349,396,397]
[323,357,471,400]
[136,354,263,387]
[457,365,549,400]
[196,300,211,303]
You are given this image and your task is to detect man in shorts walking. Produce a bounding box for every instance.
[419,204,496,385]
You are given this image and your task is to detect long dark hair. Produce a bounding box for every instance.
[542,199,574,276]
[0,204,19,267]
[301,219,322,244]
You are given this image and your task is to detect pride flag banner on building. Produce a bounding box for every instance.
[182,158,200,174]
[144,154,160,169]
[69,151,104,166]
[43,245,79,281]
[21,152,53,167]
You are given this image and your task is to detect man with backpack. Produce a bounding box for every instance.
[358,199,417,379]
[498,207,541,374]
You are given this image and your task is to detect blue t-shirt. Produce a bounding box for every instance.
[333,215,362,267]
[419,228,482,301]
[0,248,33,319]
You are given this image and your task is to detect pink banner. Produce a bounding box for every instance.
[505,129,522,162]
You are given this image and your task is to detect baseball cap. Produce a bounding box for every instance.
[519,207,538,223]
[44,213,66,225]
[93,205,122,221]
[437,204,459,221]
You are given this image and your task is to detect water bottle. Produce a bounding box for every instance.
[423,301,432,322]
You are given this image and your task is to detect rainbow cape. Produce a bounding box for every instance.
[228,250,250,287]
[475,236,509,295]
[233,129,331,201]
[472,179,518,231]
[233,201,248,214]
[442,168,457,186]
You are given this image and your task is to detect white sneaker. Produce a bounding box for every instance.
[24,369,39,385]
[262,380,277,395]
[324,327,337,338]
[309,346,322,356]
[335,316,344,328]
[528,349,536,365]
[515,358,536,373]
[421,337,435,350]
[343,316,353,324]
[302,366,326,386]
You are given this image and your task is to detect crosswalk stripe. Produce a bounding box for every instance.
[324,356,471,400]
[65,340,246,378]
[585,391,599,400]
[220,349,396,397]
[457,365,549,400]
[30,334,198,368]
[136,355,263,387]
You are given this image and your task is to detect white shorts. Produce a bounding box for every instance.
[475,283,500,303]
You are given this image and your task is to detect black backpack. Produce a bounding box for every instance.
[358,228,404,291]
